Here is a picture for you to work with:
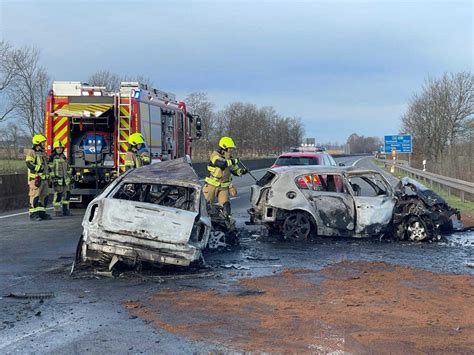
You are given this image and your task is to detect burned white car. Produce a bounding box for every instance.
[76,158,211,268]
[248,166,459,241]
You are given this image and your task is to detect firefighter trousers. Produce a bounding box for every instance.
[28,179,49,215]
[53,184,71,212]
[203,184,230,206]
[203,183,239,216]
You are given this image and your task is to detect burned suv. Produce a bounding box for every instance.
[248,166,459,241]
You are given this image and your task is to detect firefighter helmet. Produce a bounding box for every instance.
[53,141,65,149]
[129,133,145,146]
[32,134,47,145]
[218,136,236,149]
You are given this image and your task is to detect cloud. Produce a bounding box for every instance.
[0,0,471,142]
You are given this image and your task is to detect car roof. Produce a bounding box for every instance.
[122,157,201,188]
[268,165,379,176]
[278,152,326,158]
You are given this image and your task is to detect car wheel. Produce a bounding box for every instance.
[282,211,312,240]
[406,217,429,241]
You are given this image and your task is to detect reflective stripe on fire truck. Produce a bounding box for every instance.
[52,103,113,117]
[53,117,69,152]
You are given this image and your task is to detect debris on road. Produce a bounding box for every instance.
[245,256,280,261]
[5,292,55,300]
[466,262,474,268]
[222,264,251,270]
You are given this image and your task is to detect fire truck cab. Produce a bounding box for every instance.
[45,81,202,203]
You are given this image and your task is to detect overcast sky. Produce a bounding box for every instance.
[1,0,472,142]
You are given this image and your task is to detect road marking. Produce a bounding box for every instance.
[351,156,368,167]
[0,207,54,220]
[0,314,76,350]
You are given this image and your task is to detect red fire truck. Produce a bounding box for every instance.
[45,81,202,202]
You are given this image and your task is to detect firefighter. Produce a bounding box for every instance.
[49,141,72,217]
[203,136,248,216]
[25,134,51,221]
[124,133,150,170]
[138,145,151,165]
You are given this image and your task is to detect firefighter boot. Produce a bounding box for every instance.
[62,204,72,216]
[29,212,42,221]
[39,211,52,220]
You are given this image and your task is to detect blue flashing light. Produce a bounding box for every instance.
[133,89,141,99]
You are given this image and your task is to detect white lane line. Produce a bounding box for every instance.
[0,207,54,220]
[351,156,368,167]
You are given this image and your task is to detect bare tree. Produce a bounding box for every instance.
[346,133,382,154]
[185,92,215,157]
[9,46,50,136]
[0,40,18,121]
[88,70,122,91]
[401,72,474,162]
[213,102,304,158]
[88,70,154,91]
[401,72,474,180]
[133,74,154,89]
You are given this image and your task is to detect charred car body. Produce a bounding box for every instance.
[248,166,459,241]
[76,158,211,268]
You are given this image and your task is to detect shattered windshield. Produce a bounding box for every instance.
[113,182,197,212]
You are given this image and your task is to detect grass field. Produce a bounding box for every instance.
[0,159,26,174]
[373,159,474,218]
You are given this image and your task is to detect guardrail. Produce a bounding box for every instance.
[378,159,474,202]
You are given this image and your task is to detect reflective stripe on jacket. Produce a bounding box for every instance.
[139,147,151,165]
[124,150,143,170]
[205,150,243,188]
[25,149,50,180]
[49,152,72,185]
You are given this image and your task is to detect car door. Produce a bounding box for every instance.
[301,173,355,234]
[347,173,396,235]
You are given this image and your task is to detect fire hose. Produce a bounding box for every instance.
[238,160,258,182]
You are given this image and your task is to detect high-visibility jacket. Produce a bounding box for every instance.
[25,149,50,181]
[49,152,72,186]
[124,150,143,170]
[205,150,243,188]
[139,147,151,165]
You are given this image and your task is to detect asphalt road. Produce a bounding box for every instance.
[0,156,472,353]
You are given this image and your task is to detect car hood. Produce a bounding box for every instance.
[395,177,447,207]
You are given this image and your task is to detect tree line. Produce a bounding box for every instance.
[401,72,473,181]
[346,133,382,154]
[185,92,304,160]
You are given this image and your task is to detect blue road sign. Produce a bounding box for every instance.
[384,135,412,153]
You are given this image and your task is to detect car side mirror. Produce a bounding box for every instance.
[195,115,202,131]
[339,163,345,166]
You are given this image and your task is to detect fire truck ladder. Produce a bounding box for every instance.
[116,94,132,173]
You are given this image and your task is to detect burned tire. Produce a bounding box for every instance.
[282,211,313,240]
[406,217,430,241]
